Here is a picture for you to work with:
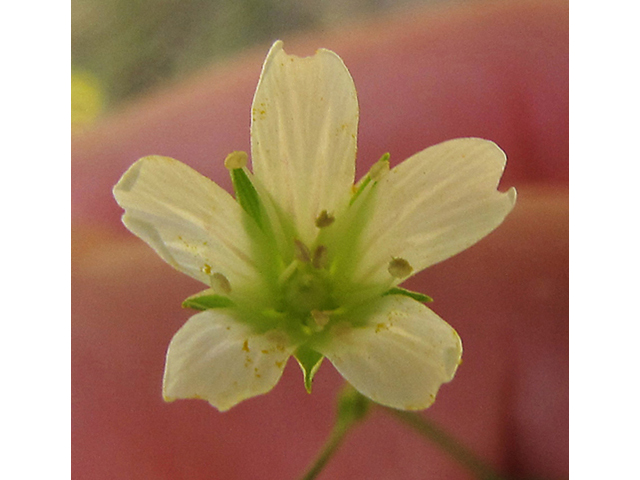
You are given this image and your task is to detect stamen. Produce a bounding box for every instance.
[388,257,413,278]
[211,272,232,294]
[312,245,328,269]
[294,239,311,263]
[315,210,335,228]
[224,151,248,170]
[278,260,297,285]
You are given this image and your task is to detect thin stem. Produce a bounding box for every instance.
[386,408,509,480]
[298,385,369,480]
[299,421,352,480]
[299,387,513,480]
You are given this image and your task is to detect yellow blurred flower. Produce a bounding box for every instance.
[71,70,103,129]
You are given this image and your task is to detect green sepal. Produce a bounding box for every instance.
[294,345,324,393]
[230,168,263,229]
[182,289,235,311]
[383,287,433,303]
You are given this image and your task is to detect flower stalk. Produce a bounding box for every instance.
[300,386,514,480]
[299,386,369,480]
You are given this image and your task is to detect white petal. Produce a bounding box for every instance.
[113,155,259,289]
[250,41,358,244]
[163,310,295,411]
[353,138,516,285]
[317,295,462,410]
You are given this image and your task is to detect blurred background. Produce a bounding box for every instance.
[71,0,461,127]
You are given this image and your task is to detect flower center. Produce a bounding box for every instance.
[284,269,332,316]
[273,239,340,337]
[282,266,335,315]
[283,237,337,304]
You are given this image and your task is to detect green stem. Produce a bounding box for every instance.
[386,408,509,480]
[299,421,352,480]
[298,385,369,480]
[298,387,513,480]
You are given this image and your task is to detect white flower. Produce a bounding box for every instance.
[113,41,516,412]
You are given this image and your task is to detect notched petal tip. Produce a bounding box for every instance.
[441,137,509,179]
[261,39,288,74]
[113,155,177,197]
[263,39,345,67]
[113,160,142,195]
[267,39,284,55]
[494,186,517,222]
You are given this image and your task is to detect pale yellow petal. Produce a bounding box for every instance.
[163,310,295,411]
[353,138,516,286]
[317,295,462,410]
[250,41,358,244]
[113,155,259,289]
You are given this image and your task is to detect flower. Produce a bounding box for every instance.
[113,40,516,412]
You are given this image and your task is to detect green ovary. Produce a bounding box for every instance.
[281,265,337,317]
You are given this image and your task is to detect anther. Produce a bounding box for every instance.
[388,257,413,278]
[224,151,248,170]
[315,210,335,228]
[312,245,328,269]
[211,272,232,294]
[294,239,311,263]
